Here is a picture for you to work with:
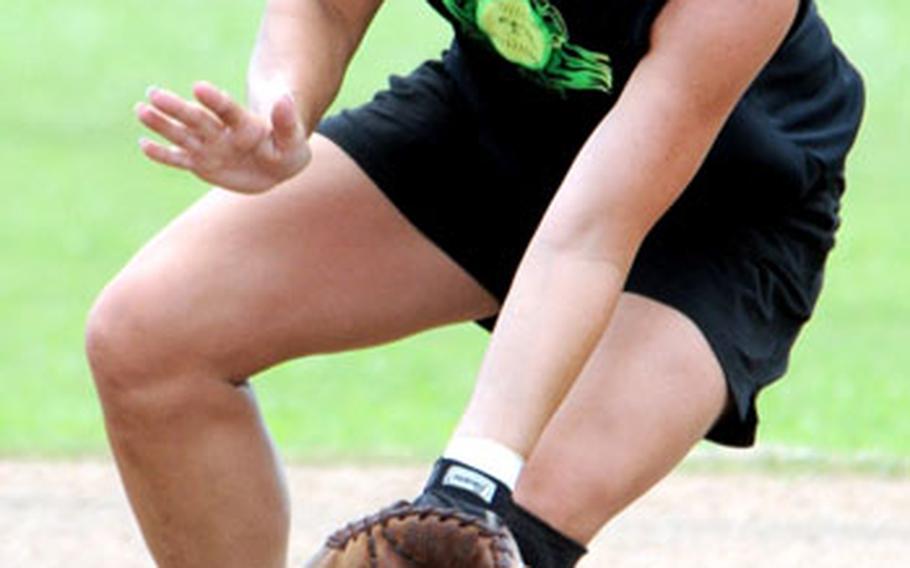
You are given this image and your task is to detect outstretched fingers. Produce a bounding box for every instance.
[135,102,200,151]
[135,81,310,190]
[147,86,223,140]
[193,81,246,129]
[139,138,194,170]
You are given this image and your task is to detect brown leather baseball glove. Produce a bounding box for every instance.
[304,500,525,568]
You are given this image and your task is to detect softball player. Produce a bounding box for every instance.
[86,0,863,565]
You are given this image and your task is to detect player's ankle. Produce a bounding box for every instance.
[502,500,588,568]
[418,457,587,568]
[416,436,525,515]
[443,436,526,491]
[418,458,514,516]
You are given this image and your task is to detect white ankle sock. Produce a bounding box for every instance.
[443,436,526,491]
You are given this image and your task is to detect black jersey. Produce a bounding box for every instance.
[427,0,665,94]
[426,0,864,191]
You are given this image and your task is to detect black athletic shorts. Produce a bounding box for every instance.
[317,43,847,448]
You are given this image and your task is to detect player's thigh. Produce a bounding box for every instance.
[92,134,500,379]
[516,293,727,529]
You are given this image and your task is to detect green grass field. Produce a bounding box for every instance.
[0,0,907,460]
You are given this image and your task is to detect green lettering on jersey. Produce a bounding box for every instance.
[441,0,613,93]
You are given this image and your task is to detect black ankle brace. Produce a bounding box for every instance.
[418,458,514,515]
[418,459,587,568]
[502,500,587,568]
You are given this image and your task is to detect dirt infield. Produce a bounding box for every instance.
[2,460,908,567]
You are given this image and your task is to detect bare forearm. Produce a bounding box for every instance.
[460,247,626,454]
[456,0,794,459]
[249,0,380,131]
[458,69,725,455]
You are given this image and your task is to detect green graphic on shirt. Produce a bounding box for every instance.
[441,0,613,93]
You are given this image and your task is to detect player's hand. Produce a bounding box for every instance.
[135,81,311,194]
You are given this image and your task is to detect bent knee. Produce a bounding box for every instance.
[85,273,210,399]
